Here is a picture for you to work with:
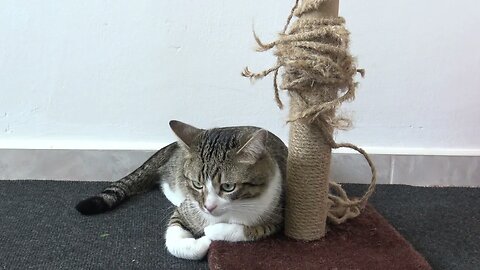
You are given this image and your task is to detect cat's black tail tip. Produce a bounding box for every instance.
[75,196,110,215]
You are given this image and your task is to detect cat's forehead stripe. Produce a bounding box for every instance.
[199,164,220,182]
[196,128,241,179]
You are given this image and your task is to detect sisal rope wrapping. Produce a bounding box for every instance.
[243,0,376,240]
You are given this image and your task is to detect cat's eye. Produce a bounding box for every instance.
[192,181,203,189]
[220,183,236,192]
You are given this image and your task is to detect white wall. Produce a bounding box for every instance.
[1,0,479,154]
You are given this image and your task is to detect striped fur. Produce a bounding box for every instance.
[75,142,180,215]
[76,120,287,260]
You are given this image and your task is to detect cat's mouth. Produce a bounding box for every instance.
[202,207,225,217]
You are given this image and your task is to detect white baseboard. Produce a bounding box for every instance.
[2,139,480,156]
[0,147,478,187]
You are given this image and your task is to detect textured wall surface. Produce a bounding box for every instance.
[1,0,479,155]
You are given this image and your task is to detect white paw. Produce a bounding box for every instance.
[204,223,246,242]
[165,226,211,260]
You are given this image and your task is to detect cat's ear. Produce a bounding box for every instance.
[236,129,268,164]
[169,120,203,149]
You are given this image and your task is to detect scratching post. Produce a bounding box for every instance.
[243,0,377,241]
[284,0,339,240]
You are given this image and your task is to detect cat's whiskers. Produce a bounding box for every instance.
[231,204,283,222]
[159,204,177,225]
[228,205,273,224]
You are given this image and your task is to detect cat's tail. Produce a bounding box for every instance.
[75,142,179,215]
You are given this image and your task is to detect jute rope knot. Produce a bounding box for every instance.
[243,0,376,228]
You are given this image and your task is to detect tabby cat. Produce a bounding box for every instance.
[76,120,287,260]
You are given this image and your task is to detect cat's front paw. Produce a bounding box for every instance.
[204,223,246,242]
[165,226,211,260]
[166,236,211,260]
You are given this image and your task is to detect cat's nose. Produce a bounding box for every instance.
[205,204,217,213]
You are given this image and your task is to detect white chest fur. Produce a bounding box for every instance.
[161,182,186,207]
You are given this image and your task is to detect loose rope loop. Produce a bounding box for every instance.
[243,0,376,225]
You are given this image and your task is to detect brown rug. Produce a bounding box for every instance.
[208,205,431,270]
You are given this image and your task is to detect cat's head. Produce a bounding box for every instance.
[170,120,279,218]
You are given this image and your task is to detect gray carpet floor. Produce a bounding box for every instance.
[0,180,478,270]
